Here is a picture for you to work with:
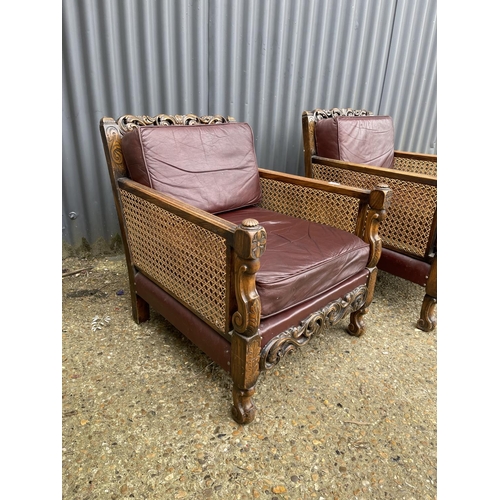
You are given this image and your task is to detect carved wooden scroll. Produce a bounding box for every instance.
[260,285,368,371]
[232,219,266,337]
[101,113,234,180]
[311,108,372,122]
[116,114,234,134]
[364,184,392,269]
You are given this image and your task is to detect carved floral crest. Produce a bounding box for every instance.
[312,108,372,122]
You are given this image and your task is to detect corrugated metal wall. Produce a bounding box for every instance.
[380,0,437,153]
[62,0,437,248]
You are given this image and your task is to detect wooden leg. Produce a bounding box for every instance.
[124,257,150,324]
[348,307,367,337]
[232,386,257,424]
[347,269,376,337]
[230,331,261,425]
[231,220,265,424]
[417,294,437,332]
[417,257,437,332]
[132,294,150,324]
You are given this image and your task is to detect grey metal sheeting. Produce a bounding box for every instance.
[62,0,437,247]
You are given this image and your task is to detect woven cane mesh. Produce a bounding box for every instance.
[258,177,360,234]
[394,157,437,177]
[311,164,436,258]
[120,189,229,333]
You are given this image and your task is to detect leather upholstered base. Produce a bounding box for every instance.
[378,248,431,287]
[134,269,369,373]
[134,272,233,371]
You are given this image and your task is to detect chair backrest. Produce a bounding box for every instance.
[302,108,372,174]
[315,115,395,169]
[120,121,262,214]
[302,107,372,149]
[100,113,236,184]
[301,108,437,261]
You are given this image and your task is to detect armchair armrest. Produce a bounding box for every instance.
[257,168,390,235]
[308,157,436,260]
[258,168,371,234]
[257,168,391,270]
[394,151,437,177]
[118,177,237,238]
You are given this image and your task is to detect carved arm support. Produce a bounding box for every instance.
[232,219,266,338]
[364,185,392,269]
[230,219,266,425]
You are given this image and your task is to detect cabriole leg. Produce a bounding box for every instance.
[417,258,437,332]
[348,308,367,337]
[347,269,377,337]
[417,295,437,332]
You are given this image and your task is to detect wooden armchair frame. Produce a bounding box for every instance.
[100,113,392,423]
[302,108,437,331]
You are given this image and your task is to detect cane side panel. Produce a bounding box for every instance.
[394,157,437,177]
[120,189,229,334]
[310,164,436,258]
[258,177,360,234]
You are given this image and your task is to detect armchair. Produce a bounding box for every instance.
[302,108,437,331]
[100,113,391,424]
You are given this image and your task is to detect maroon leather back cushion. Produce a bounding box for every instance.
[315,116,394,168]
[121,122,262,213]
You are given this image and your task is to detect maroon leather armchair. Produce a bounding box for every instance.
[302,108,437,331]
[100,113,391,424]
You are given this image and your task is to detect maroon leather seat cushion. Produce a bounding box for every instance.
[315,116,394,169]
[121,122,262,213]
[220,206,370,318]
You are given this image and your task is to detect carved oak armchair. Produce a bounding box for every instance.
[302,108,437,331]
[100,113,391,424]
